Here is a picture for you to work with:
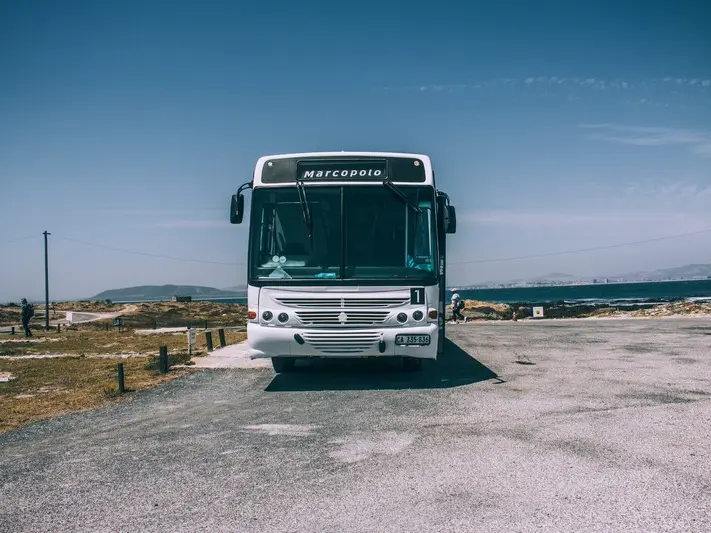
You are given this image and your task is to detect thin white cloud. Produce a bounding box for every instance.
[96,209,187,216]
[418,84,467,92]
[579,124,711,158]
[156,220,233,229]
[693,143,711,157]
[97,208,223,217]
[463,176,711,224]
[383,77,711,110]
[460,210,667,227]
[662,77,711,88]
[388,76,711,93]
[625,180,711,203]
[457,209,711,232]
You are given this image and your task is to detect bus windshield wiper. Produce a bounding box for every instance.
[383,178,422,214]
[296,179,313,242]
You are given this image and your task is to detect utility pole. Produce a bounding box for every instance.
[43,230,51,330]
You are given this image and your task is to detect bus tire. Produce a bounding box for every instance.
[403,357,421,372]
[271,357,296,373]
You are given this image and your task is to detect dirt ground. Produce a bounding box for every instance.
[0,300,248,328]
[0,326,247,432]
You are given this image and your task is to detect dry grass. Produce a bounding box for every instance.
[0,355,192,433]
[54,301,120,312]
[631,301,711,317]
[585,307,621,318]
[119,301,247,328]
[0,308,21,327]
[0,329,247,357]
[0,328,248,433]
[1,300,247,328]
[462,300,512,313]
[0,300,249,433]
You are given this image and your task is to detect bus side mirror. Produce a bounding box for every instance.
[445,205,457,234]
[230,193,244,224]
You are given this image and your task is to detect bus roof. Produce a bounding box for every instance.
[257,151,431,161]
[252,151,435,187]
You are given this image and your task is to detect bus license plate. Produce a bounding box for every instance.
[395,334,430,346]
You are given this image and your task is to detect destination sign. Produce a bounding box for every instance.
[297,160,387,181]
[260,156,426,183]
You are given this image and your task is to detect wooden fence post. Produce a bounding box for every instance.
[159,345,169,373]
[218,328,226,348]
[117,363,125,394]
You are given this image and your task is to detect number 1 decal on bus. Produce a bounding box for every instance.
[410,287,425,305]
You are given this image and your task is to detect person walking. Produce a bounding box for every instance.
[20,298,34,337]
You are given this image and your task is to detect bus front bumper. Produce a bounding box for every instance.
[247,323,438,360]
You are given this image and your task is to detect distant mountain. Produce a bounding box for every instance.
[657,264,711,279]
[221,285,248,293]
[605,270,655,281]
[608,264,711,281]
[91,285,244,301]
[462,263,711,289]
[529,272,574,281]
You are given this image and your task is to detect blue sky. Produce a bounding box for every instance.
[1,0,710,300]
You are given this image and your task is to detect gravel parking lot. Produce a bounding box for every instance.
[2,317,710,532]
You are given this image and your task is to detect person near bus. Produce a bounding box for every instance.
[451,291,466,323]
[20,298,34,337]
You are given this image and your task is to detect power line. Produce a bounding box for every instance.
[55,236,245,266]
[53,226,711,269]
[448,228,711,265]
[44,231,51,330]
[0,235,37,244]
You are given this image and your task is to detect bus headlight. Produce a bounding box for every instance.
[397,312,408,323]
[262,310,273,321]
[412,310,424,321]
[278,312,289,323]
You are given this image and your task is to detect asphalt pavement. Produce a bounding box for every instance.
[1,317,710,532]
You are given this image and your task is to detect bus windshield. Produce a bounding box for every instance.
[249,185,437,282]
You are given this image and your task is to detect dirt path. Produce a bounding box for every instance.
[66,304,139,324]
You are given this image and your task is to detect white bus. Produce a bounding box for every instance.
[230,152,457,372]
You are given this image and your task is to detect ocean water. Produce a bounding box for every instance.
[448,279,711,305]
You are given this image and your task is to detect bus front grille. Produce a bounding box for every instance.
[295,310,389,326]
[276,297,409,309]
[301,332,381,354]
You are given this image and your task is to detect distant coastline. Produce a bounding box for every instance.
[72,279,711,307]
[4,278,710,308]
[455,277,711,291]
[448,279,711,305]
[109,297,248,305]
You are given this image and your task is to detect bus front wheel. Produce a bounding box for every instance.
[271,357,296,373]
[403,357,422,372]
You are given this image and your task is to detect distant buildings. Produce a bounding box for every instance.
[454,275,709,290]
